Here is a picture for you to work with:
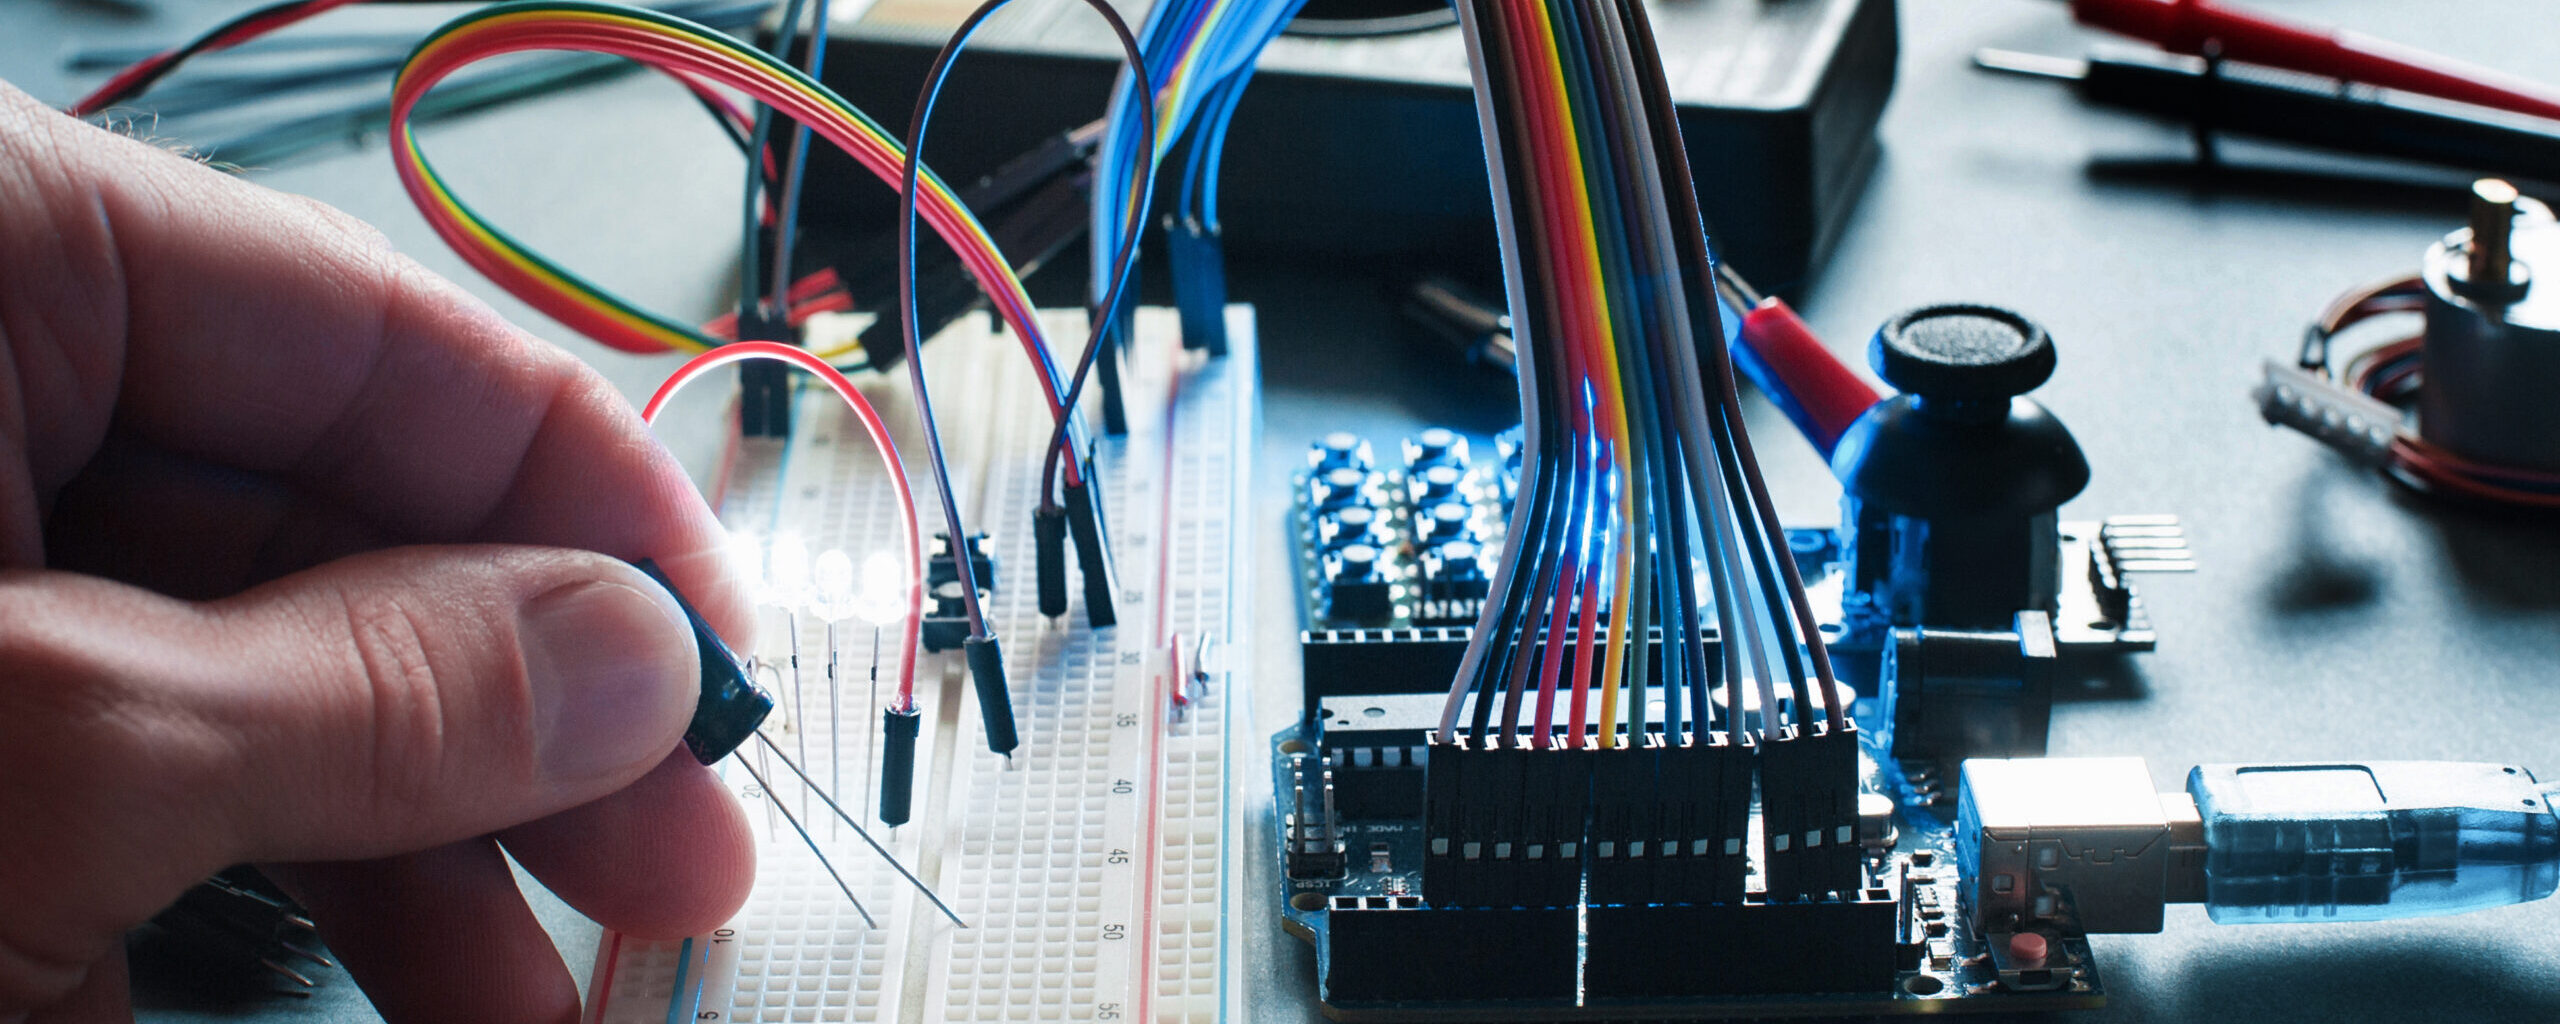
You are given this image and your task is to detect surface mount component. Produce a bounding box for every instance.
[1293,429,1505,629]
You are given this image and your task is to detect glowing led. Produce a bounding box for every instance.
[855,551,906,624]
[813,548,857,622]
[768,531,812,607]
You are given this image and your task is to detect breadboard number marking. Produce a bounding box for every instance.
[1096,1002,1123,1020]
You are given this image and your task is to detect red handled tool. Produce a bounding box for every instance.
[2066,0,2560,123]
[1711,265,1884,457]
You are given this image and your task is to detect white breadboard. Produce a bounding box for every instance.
[586,307,1258,1024]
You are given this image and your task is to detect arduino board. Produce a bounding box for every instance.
[1273,428,2115,1018]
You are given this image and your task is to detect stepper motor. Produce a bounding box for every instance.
[2420,181,2560,474]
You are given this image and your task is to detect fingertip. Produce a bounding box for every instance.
[520,564,701,789]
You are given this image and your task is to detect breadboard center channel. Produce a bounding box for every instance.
[588,307,1258,1024]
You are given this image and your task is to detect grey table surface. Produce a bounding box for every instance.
[5,0,2559,1021]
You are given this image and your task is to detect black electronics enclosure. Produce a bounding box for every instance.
[801,0,1896,297]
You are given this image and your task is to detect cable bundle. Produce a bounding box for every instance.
[385,4,1119,603]
[65,0,388,118]
[1422,0,1859,906]
[1087,0,1308,365]
[388,0,1148,710]
[390,5,1048,372]
[1438,0,1844,775]
[379,3,1157,809]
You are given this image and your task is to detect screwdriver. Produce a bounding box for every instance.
[2060,0,2560,124]
[1977,47,2560,185]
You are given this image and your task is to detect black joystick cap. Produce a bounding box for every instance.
[1870,304,2055,401]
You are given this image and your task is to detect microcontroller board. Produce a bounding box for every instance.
[1270,427,2157,1019]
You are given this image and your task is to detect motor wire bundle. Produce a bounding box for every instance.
[2296,275,2560,510]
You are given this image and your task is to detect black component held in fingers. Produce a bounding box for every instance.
[633,558,773,765]
[879,705,921,826]
[964,635,1019,755]
[1035,505,1070,617]
[1064,475,1120,628]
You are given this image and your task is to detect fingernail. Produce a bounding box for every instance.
[520,580,698,785]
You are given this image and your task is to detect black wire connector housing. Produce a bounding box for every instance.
[1094,292,1134,435]
[1167,213,1229,356]
[878,705,922,826]
[1035,504,1070,618]
[734,309,797,440]
[633,558,773,765]
[965,634,1020,755]
[1064,468,1120,629]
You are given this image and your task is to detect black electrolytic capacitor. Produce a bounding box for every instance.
[631,558,773,765]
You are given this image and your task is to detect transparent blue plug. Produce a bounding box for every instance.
[2187,761,2560,924]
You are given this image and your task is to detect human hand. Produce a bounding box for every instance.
[0,81,755,1022]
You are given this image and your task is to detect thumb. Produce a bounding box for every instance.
[201,545,707,859]
[0,547,700,1008]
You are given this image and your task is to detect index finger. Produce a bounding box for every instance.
[0,83,747,632]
